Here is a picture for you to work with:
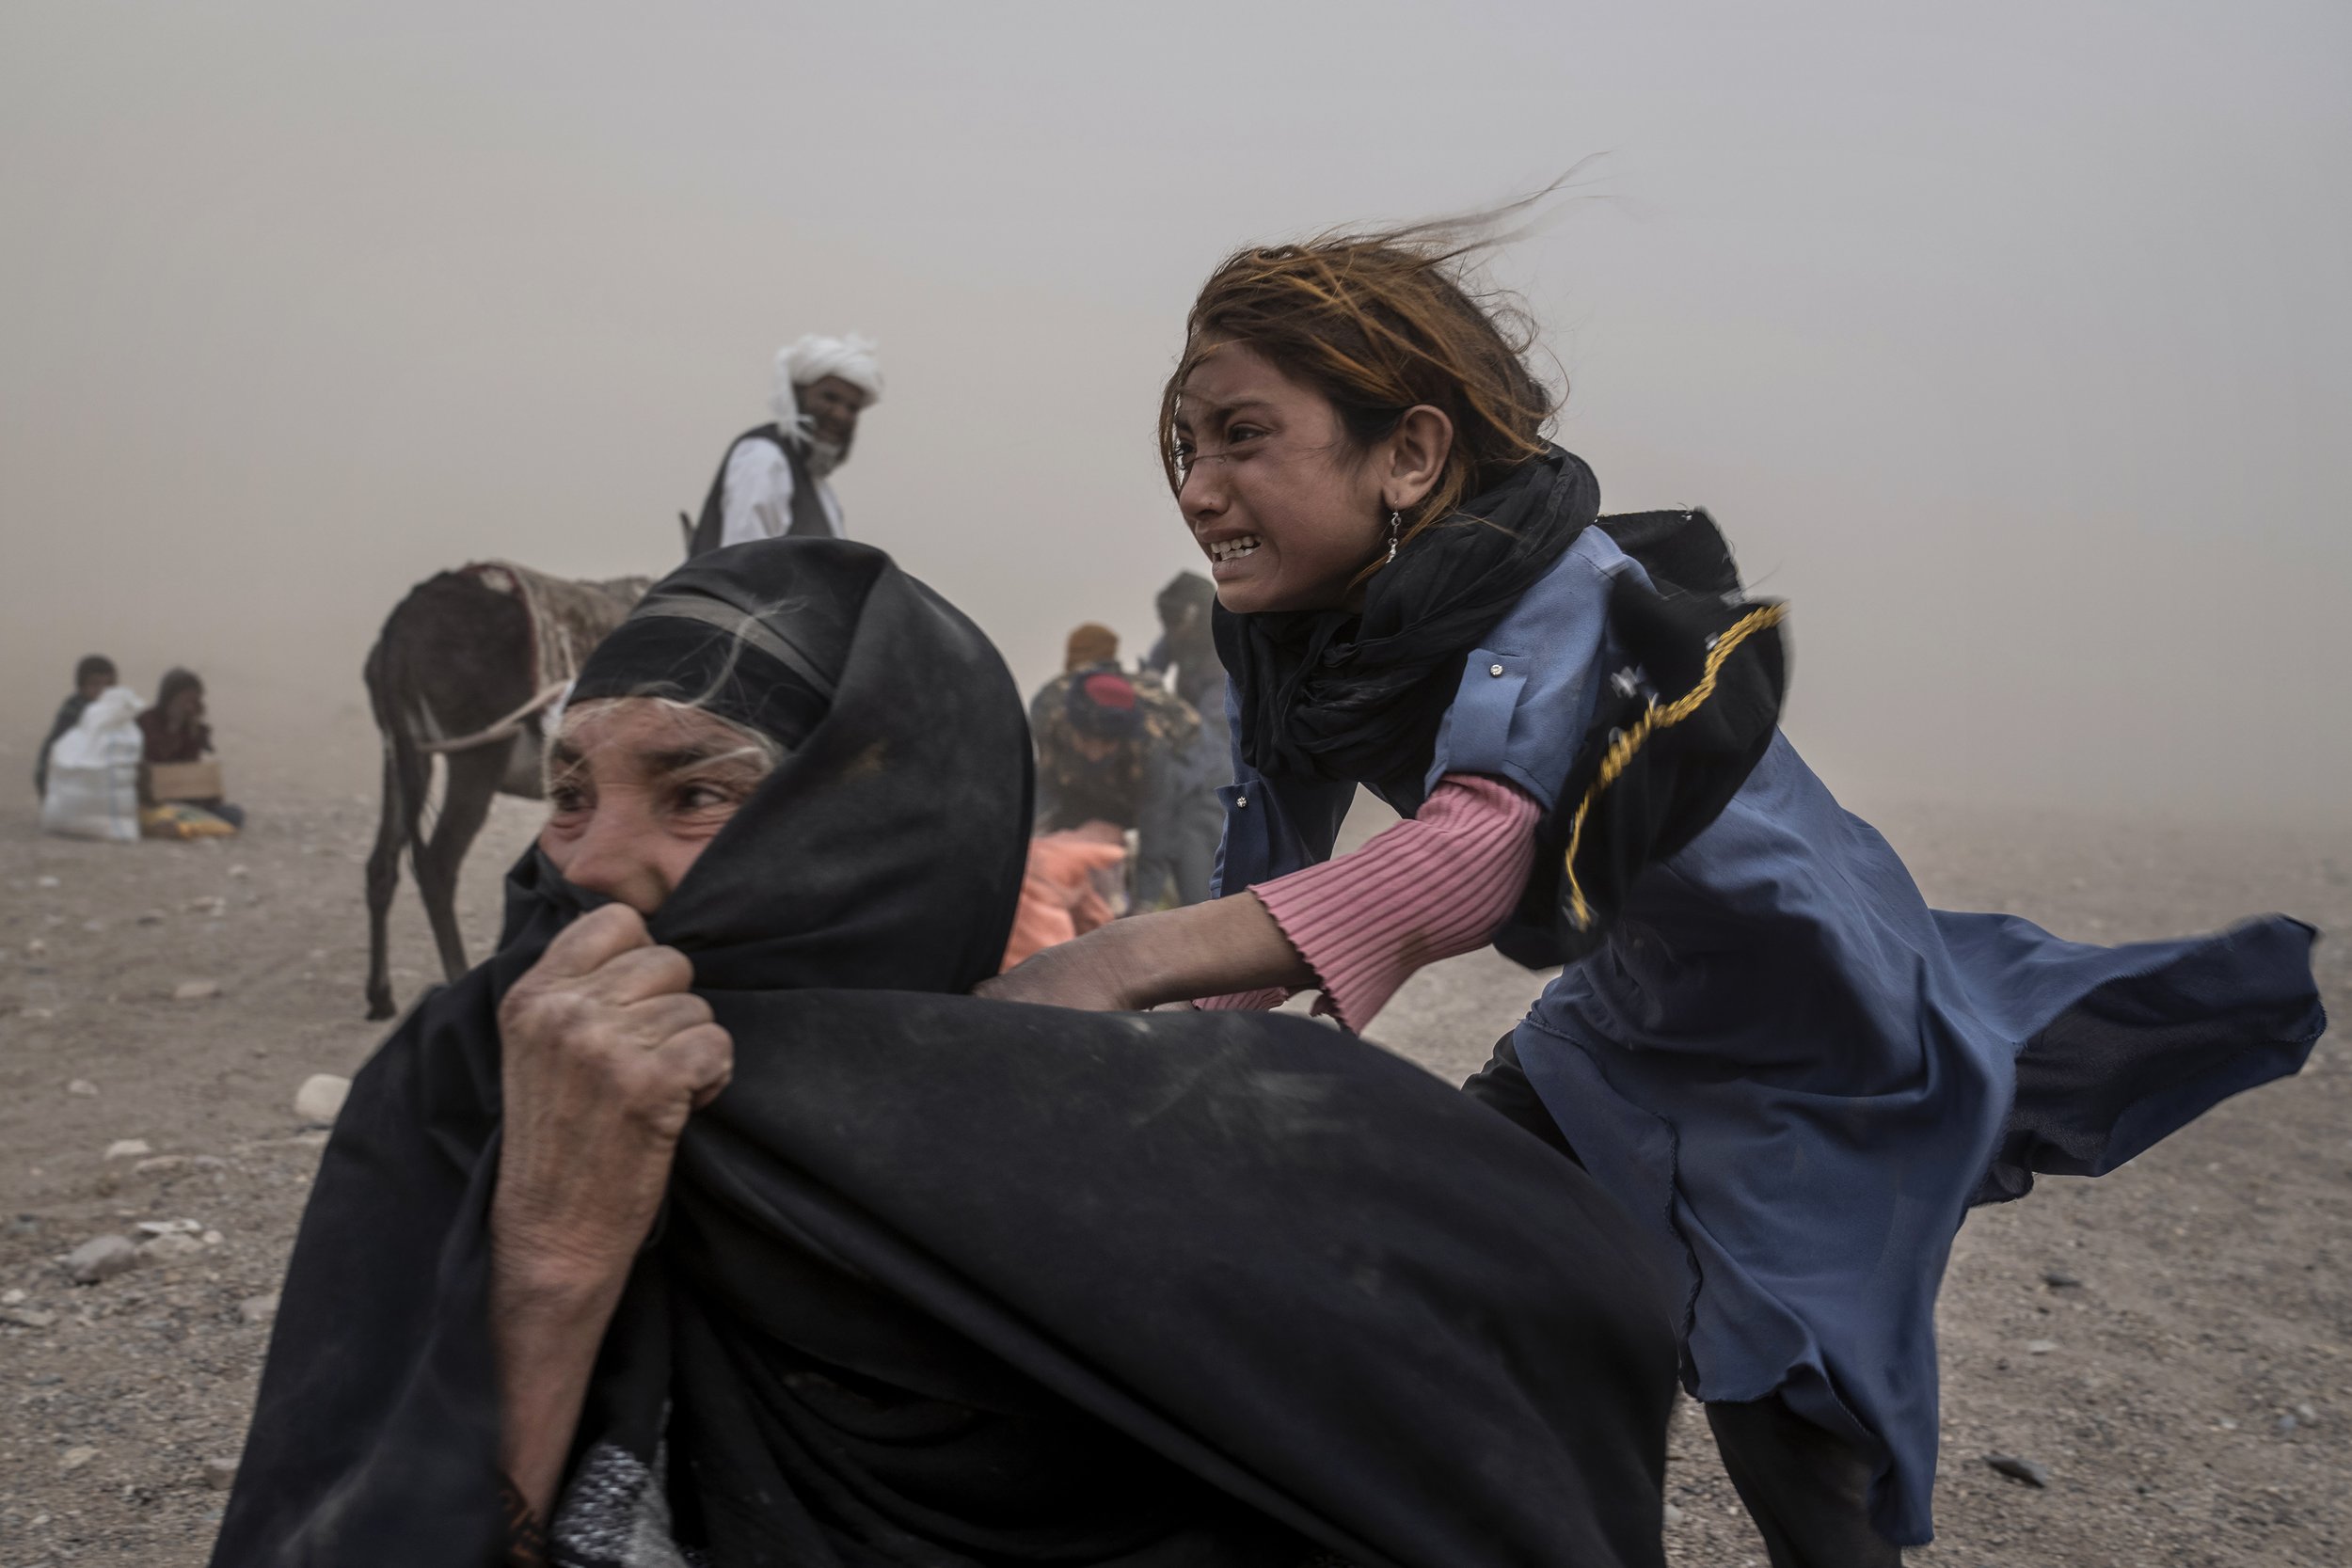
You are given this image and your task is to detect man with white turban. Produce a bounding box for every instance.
[685,334,884,556]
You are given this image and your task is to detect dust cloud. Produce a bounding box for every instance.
[5,0,2346,820]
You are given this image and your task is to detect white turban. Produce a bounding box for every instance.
[771,333,884,432]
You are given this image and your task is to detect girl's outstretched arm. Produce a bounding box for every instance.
[980,773,1539,1031]
[978,887,1311,1013]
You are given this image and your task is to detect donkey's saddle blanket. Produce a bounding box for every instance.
[458,562,651,691]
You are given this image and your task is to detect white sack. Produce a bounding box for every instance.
[41,688,146,843]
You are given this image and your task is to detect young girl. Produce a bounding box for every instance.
[980,220,2327,1562]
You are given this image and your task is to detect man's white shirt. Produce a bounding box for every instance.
[717,438,845,546]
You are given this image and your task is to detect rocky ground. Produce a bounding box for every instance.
[1,714,2345,1565]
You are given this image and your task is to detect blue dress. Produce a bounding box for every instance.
[1213,528,2326,1545]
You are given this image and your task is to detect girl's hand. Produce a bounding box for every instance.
[976,892,1312,1013]
[977,931,1142,1011]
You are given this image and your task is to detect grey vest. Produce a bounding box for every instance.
[687,424,833,557]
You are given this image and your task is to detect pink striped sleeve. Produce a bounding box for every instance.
[1193,985,1290,1014]
[1248,773,1540,1034]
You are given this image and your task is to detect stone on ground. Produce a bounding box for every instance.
[64,1233,139,1284]
[1986,1452,2051,1488]
[292,1073,351,1125]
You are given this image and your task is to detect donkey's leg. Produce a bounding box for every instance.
[363,649,432,1021]
[415,746,508,984]
[363,739,412,1021]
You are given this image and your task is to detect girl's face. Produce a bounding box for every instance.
[538,699,775,914]
[1171,343,1391,615]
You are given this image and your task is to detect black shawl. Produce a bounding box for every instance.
[214,540,1677,1568]
[1214,446,1789,963]
[1213,448,1597,803]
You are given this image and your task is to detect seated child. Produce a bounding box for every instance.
[139,668,246,830]
[34,655,115,800]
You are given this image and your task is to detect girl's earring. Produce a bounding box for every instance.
[1385,509,1402,563]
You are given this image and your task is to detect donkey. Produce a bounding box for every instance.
[362,565,644,1019]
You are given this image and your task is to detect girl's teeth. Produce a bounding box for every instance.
[1211,537,1261,562]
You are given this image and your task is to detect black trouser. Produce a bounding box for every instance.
[1462,1036,1902,1568]
[1704,1396,1900,1566]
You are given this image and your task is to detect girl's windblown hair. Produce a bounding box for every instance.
[1160,179,1585,562]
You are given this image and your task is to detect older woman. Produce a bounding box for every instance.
[214,539,1678,1568]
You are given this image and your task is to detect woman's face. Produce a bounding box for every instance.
[539,699,776,915]
[167,686,205,726]
[1171,343,1390,615]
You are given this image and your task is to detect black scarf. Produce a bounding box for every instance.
[567,540,863,752]
[1215,444,1790,964]
[214,540,1677,1568]
[1213,448,1597,797]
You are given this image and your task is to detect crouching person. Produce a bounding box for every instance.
[213,539,1678,1568]
[140,668,246,832]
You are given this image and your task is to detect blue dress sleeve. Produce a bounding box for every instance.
[1425,529,1635,811]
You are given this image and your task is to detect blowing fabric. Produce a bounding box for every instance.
[1513,731,2326,1544]
[214,539,1678,1568]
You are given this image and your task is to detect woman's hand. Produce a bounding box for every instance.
[489,903,731,1519]
[493,904,732,1291]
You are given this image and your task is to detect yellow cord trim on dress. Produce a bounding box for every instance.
[1561,602,1788,930]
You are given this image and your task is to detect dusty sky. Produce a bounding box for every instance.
[4,0,2346,818]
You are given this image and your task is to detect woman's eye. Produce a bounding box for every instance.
[547,783,588,815]
[673,782,739,814]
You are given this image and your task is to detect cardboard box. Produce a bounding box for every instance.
[148,759,225,802]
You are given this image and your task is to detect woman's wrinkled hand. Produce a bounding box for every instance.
[492,904,732,1298]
